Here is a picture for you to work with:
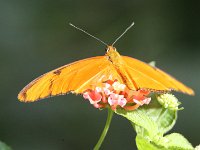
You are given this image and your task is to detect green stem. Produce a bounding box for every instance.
[93,108,114,150]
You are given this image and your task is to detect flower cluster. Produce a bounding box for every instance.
[157,93,182,110]
[83,80,151,111]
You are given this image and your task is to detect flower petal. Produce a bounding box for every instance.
[83,90,102,104]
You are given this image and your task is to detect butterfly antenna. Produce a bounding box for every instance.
[112,21,135,46]
[69,23,108,46]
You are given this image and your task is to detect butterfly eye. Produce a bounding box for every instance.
[106,47,110,52]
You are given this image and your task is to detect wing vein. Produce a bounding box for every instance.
[60,59,106,93]
[75,66,109,92]
[126,65,169,89]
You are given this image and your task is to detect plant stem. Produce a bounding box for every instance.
[93,108,114,150]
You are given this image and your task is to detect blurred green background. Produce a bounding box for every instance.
[0,0,199,149]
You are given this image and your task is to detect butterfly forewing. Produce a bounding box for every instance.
[18,56,124,102]
[122,56,194,95]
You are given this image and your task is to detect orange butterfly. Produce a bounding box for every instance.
[18,23,194,102]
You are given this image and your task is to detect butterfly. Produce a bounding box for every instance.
[18,22,194,102]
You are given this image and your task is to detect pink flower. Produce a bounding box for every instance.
[103,87,112,96]
[143,98,151,104]
[83,80,151,111]
[133,98,151,106]
[132,89,150,101]
[108,93,127,110]
[83,90,102,105]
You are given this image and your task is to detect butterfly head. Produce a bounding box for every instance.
[105,46,122,63]
[106,46,116,52]
[106,46,117,56]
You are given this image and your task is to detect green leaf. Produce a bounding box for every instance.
[140,94,177,134]
[136,133,194,150]
[116,94,177,139]
[115,93,195,150]
[165,133,193,150]
[136,135,166,150]
[116,107,159,139]
[115,94,195,150]
[0,141,12,150]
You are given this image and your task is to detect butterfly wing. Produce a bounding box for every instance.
[18,56,124,102]
[122,56,194,95]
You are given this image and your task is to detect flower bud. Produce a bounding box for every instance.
[195,144,200,150]
[157,93,182,110]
